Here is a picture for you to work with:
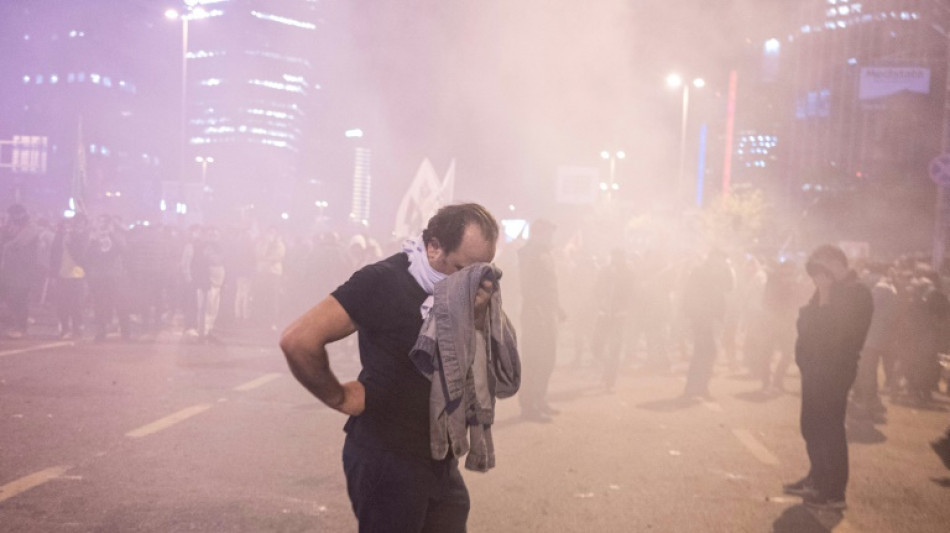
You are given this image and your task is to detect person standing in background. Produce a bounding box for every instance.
[784,245,873,510]
[0,204,41,339]
[518,219,563,421]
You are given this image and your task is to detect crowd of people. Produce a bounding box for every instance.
[518,235,949,410]
[3,202,948,406]
[0,203,388,343]
[4,200,950,522]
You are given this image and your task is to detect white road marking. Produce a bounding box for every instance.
[765,496,799,504]
[732,429,780,465]
[0,466,70,503]
[125,404,213,438]
[233,373,282,392]
[0,341,74,358]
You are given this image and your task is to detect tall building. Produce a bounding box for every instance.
[0,1,172,216]
[779,0,950,252]
[349,145,372,226]
[786,0,947,192]
[179,0,324,221]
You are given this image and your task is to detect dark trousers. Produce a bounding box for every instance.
[801,372,854,500]
[684,319,717,396]
[342,439,469,533]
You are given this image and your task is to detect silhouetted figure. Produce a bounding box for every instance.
[0,204,41,338]
[593,248,634,391]
[747,260,799,393]
[852,263,898,415]
[50,215,89,339]
[84,215,131,341]
[681,249,734,398]
[784,245,873,511]
[255,226,285,331]
[518,219,562,421]
[903,272,949,404]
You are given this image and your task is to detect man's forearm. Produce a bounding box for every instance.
[285,344,345,408]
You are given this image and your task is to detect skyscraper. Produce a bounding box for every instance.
[786,0,947,192]
[180,0,323,220]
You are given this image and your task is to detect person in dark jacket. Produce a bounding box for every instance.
[783,244,873,511]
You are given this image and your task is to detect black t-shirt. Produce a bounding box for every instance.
[331,253,431,458]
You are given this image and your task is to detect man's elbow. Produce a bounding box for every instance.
[279,325,307,365]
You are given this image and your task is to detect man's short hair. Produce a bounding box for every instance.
[422,203,499,254]
[808,244,848,269]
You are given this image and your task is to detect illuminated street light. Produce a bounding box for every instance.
[600,149,626,201]
[667,73,706,198]
[166,4,209,222]
[195,156,214,186]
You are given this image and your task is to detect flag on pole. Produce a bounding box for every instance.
[393,158,456,239]
[70,116,88,214]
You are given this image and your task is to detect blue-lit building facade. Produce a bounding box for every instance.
[180,0,323,221]
[0,1,172,217]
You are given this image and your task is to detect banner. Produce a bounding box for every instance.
[393,158,455,239]
[859,67,930,100]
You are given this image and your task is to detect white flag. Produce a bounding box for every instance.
[393,158,457,239]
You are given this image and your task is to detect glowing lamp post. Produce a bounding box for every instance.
[165,5,207,221]
[666,74,705,198]
[600,149,626,201]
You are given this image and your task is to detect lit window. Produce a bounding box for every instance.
[250,11,316,30]
[90,73,101,84]
[22,75,30,83]
[36,75,43,84]
[69,30,77,37]
[50,74,58,84]
[103,77,112,87]
[837,20,847,28]
[77,72,86,82]
[838,6,849,16]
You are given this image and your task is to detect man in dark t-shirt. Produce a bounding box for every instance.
[281,203,500,532]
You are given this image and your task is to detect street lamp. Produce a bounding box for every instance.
[195,156,214,187]
[600,150,626,200]
[165,4,207,221]
[667,73,705,198]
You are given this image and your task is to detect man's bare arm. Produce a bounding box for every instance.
[279,296,364,415]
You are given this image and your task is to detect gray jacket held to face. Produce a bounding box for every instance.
[409,262,521,472]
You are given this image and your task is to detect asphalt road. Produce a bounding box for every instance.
[1,332,948,532]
